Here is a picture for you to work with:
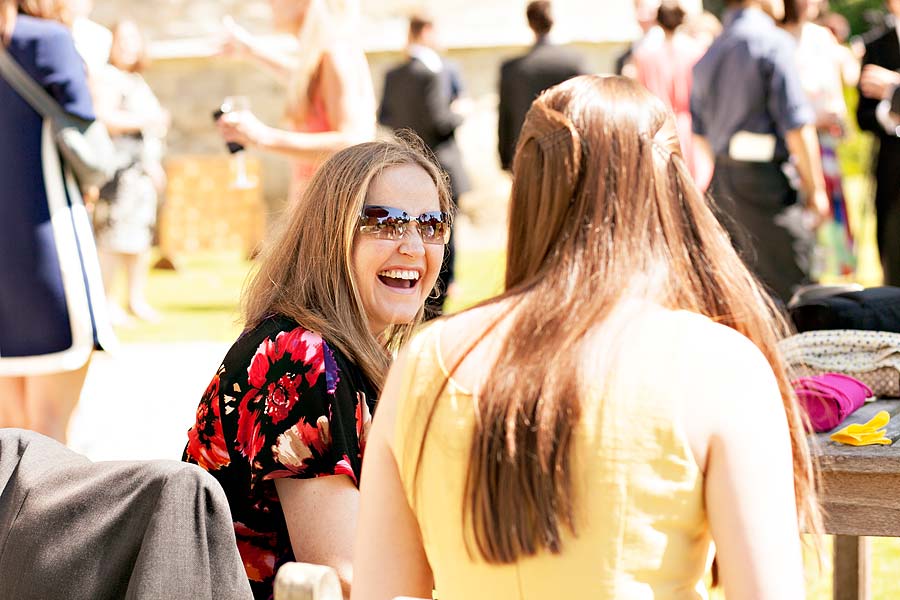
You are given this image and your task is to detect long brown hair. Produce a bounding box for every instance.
[0,0,71,45]
[434,75,819,563]
[242,137,452,392]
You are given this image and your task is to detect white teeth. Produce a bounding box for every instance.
[378,269,420,280]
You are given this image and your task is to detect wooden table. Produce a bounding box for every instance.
[814,399,900,600]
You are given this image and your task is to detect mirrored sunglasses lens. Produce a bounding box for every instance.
[418,214,449,244]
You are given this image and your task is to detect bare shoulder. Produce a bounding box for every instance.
[666,311,784,427]
[667,311,775,378]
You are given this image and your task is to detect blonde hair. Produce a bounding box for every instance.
[1,0,71,45]
[242,136,452,391]
[287,0,359,118]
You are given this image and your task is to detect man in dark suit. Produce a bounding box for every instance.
[857,4,900,285]
[379,13,470,317]
[497,1,586,170]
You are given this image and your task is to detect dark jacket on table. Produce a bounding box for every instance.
[856,20,900,285]
[379,56,470,199]
[497,38,586,170]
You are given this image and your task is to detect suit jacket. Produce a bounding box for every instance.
[379,56,470,199]
[857,22,900,183]
[497,39,586,170]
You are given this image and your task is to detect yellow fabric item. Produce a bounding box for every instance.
[830,410,893,446]
[391,309,720,600]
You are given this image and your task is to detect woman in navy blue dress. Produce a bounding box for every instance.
[0,0,113,441]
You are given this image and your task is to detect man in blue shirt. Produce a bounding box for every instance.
[691,0,828,303]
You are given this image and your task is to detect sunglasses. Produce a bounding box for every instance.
[358,205,451,245]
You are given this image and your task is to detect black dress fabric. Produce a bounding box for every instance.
[183,315,377,600]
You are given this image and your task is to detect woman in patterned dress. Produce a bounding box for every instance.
[93,19,168,323]
[184,137,452,600]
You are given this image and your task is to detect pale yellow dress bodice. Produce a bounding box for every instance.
[391,308,720,599]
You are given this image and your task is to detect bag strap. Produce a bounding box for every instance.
[0,43,66,122]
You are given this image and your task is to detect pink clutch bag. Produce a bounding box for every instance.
[793,373,873,433]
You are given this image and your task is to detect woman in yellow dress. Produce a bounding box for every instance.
[353,75,821,600]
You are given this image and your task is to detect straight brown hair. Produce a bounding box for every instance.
[418,75,821,563]
[242,137,452,392]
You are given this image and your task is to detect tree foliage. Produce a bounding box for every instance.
[701,0,887,36]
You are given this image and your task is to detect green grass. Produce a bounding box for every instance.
[112,251,250,344]
[708,537,900,598]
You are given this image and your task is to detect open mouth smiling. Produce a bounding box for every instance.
[377,269,421,289]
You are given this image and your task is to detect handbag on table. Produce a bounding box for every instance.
[0,43,116,190]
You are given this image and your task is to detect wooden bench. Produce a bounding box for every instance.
[815,399,900,600]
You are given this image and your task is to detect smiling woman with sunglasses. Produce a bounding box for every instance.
[183,137,451,600]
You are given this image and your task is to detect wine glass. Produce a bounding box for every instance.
[218,95,254,189]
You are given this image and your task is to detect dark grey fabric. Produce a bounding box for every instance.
[856,21,900,286]
[690,7,813,160]
[0,429,253,600]
[711,158,809,303]
[497,38,586,170]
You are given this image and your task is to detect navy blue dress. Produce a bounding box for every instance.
[0,15,113,374]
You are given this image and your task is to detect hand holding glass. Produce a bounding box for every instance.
[214,96,253,189]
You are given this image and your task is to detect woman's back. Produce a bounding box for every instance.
[389,303,767,599]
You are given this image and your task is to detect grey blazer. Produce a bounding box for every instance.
[0,429,253,600]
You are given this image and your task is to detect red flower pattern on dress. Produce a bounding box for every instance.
[234,522,278,583]
[267,416,332,478]
[355,391,372,459]
[334,454,357,485]
[185,373,231,471]
[236,389,266,464]
[264,373,303,424]
[237,329,326,463]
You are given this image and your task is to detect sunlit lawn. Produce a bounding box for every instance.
[116,246,506,344]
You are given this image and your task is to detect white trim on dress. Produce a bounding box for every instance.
[0,121,114,375]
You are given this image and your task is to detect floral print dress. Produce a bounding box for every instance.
[183,315,376,600]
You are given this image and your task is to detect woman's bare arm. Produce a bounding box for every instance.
[217,50,374,160]
[221,17,296,80]
[689,328,807,599]
[276,474,360,600]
